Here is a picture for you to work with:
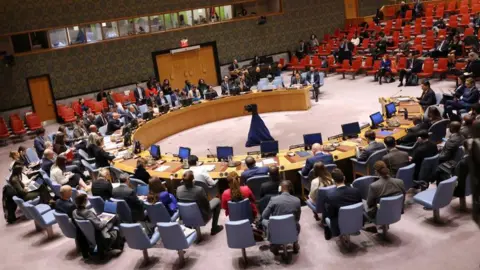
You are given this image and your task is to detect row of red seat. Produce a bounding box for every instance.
[0,112,43,143]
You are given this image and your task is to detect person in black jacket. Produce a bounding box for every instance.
[445,78,480,118]
[106,113,122,135]
[133,83,146,105]
[338,38,354,65]
[260,166,280,198]
[410,130,439,180]
[55,185,76,218]
[92,137,115,168]
[306,66,322,102]
[399,116,430,146]
[91,175,113,201]
[398,53,423,87]
[438,122,465,164]
[418,81,437,110]
[133,157,151,184]
[112,174,146,222]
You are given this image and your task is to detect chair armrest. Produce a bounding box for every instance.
[150,229,161,246]
[350,158,366,165]
[27,197,40,205]
[396,145,414,151]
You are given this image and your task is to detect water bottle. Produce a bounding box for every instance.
[404,108,408,120]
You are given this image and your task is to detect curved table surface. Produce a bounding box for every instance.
[114,93,422,180]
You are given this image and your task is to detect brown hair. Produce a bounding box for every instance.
[137,157,147,168]
[313,162,334,187]
[9,151,19,160]
[374,160,390,178]
[147,177,167,203]
[227,171,243,202]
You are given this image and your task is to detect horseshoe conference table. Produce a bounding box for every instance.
[113,90,421,181]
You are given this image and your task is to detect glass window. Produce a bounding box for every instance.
[150,15,165,32]
[118,19,135,36]
[102,21,119,39]
[193,8,208,25]
[178,10,192,27]
[219,5,233,21]
[84,23,103,43]
[134,17,149,34]
[30,31,48,50]
[48,28,68,48]
[164,13,179,30]
[67,26,86,45]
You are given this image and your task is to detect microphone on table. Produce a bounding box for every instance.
[207,148,217,161]
[390,89,403,99]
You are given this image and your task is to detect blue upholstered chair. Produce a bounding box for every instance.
[352,176,376,200]
[156,222,197,267]
[228,199,253,222]
[413,176,457,223]
[225,219,256,265]
[120,223,161,264]
[39,170,61,197]
[88,196,105,214]
[12,196,44,220]
[136,185,149,196]
[177,202,207,242]
[351,149,387,178]
[144,201,179,223]
[23,203,57,238]
[98,125,108,137]
[396,141,418,156]
[53,212,76,239]
[298,164,337,192]
[325,202,364,247]
[110,198,132,223]
[396,163,416,190]
[428,119,449,144]
[374,194,404,237]
[417,154,439,184]
[81,159,100,180]
[25,148,40,163]
[75,219,97,249]
[194,180,218,200]
[305,185,336,217]
[268,214,298,261]
[129,177,147,188]
[78,149,95,163]
[246,175,270,199]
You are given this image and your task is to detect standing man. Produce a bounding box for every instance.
[133,82,146,105]
[306,66,321,102]
[34,128,46,158]
[338,38,354,65]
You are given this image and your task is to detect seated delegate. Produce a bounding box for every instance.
[398,116,430,146]
[188,155,217,187]
[9,161,51,204]
[91,136,115,168]
[112,174,146,222]
[398,53,423,87]
[55,185,76,218]
[301,143,334,176]
[308,162,334,221]
[410,130,439,180]
[91,168,114,201]
[357,130,386,162]
[147,177,178,216]
[382,136,410,176]
[241,156,269,184]
[221,171,258,219]
[417,81,437,110]
[445,78,479,118]
[133,157,151,184]
[50,155,90,191]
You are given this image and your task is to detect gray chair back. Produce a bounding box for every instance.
[194,180,217,198]
[432,176,458,209]
[99,125,108,136]
[144,202,172,223]
[352,176,376,200]
[12,196,33,219]
[396,163,415,190]
[26,148,39,163]
[120,223,151,249]
[375,194,404,226]
[109,166,124,182]
[130,177,147,188]
[338,202,364,235]
[228,199,253,222]
[225,219,256,249]
[53,211,76,238]
[366,149,388,175]
[156,222,190,250]
[246,175,270,199]
[75,219,96,245]
[110,198,132,223]
[418,154,439,181]
[78,149,92,161]
[39,170,61,197]
[268,214,298,245]
[429,119,449,144]
[314,185,336,214]
[88,196,105,214]
[178,202,207,227]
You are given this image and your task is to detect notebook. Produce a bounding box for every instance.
[295,151,310,157]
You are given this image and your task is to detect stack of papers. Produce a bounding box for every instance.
[256,162,264,167]
[155,165,170,172]
[262,158,276,165]
[98,212,115,223]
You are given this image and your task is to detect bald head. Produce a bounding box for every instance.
[43,149,55,160]
[113,113,120,120]
[60,185,72,200]
[245,156,256,169]
[89,125,97,133]
[312,143,322,154]
[183,170,194,186]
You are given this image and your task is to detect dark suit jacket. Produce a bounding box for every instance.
[411,141,439,179]
[290,77,306,86]
[434,40,449,52]
[419,89,437,108]
[367,177,405,218]
[41,158,54,176]
[55,198,77,218]
[112,184,145,222]
[306,72,320,86]
[92,144,115,168]
[461,87,480,104]
[228,63,240,71]
[176,185,211,222]
[221,81,233,95]
[240,166,269,184]
[260,180,280,198]
[324,186,362,236]
[94,114,108,129]
[465,60,480,77]
[401,121,430,145]
[133,166,151,184]
[382,148,410,176]
[133,87,146,102]
[262,192,301,231]
[91,178,113,201]
[34,136,46,158]
[439,133,465,163]
[405,59,423,73]
[358,141,386,161]
[106,119,122,135]
[301,153,334,176]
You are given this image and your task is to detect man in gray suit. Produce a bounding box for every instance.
[262,180,301,254]
[382,136,410,176]
[177,171,223,235]
[357,130,386,161]
[439,122,465,164]
[112,174,145,222]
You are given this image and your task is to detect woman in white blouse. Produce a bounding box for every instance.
[351,34,360,47]
[50,155,91,190]
[308,162,334,219]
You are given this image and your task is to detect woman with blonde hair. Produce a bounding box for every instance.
[308,162,334,220]
[133,157,151,184]
[221,171,258,218]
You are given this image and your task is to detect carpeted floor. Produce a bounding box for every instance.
[1,73,479,270]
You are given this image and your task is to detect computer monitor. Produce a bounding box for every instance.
[180,98,193,107]
[385,102,396,118]
[216,146,234,162]
[303,133,323,150]
[178,147,191,161]
[159,104,170,114]
[341,122,361,139]
[205,92,217,100]
[370,112,385,128]
[260,140,279,157]
[150,145,161,160]
[142,111,153,121]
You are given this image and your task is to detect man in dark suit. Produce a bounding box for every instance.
[430,35,449,58]
[91,176,113,201]
[92,138,115,168]
[55,185,76,218]
[241,156,269,184]
[229,59,240,72]
[84,113,96,129]
[112,174,145,222]
[290,72,306,87]
[306,66,321,102]
[445,78,480,118]
[338,38,354,65]
[221,75,233,95]
[34,128,46,158]
[106,113,123,135]
[410,130,439,179]
[93,111,108,129]
[323,169,362,239]
[133,83,146,105]
[418,81,437,110]
[382,136,410,176]
[439,122,465,164]
[262,180,301,254]
[176,171,223,235]
[399,116,430,146]
[398,53,423,87]
[357,130,386,161]
[413,0,424,19]
[41,149,55,176]
[260,166,281,198]
[301,143,334,176]
[296,40,306,60]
